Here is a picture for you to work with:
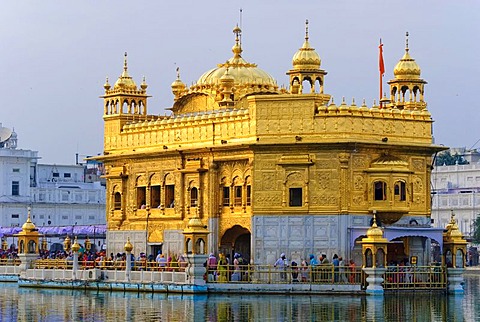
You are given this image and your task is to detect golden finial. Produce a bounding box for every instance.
[239,8,243,46]
[232,24,243,58]
[372,210,378,228]
[405,32,409,51]
[233,24,241,44]
[72,236,80,253]
[450,209,456,224]
[123,52,128,72]
[362,98,367,107]
[124,237,133,252]
[141,76,148,90]
[176,66,180,80]
[305,19,309,42]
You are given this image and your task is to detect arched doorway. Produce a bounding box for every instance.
[220,225,251,263]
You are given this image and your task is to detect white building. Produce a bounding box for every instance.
[0,124,106,250]
[431,149,480,238]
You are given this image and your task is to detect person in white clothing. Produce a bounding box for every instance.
[274,253,289,282]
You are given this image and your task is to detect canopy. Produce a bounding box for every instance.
[0,225,107,238]
[350,226,445,251]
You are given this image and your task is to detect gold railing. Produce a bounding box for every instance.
[34,259,72,269]
[207,264,364,285]
[0,258,21,266]
[33,259,186,272]
[30,260,447,289]
[383,265,446,290]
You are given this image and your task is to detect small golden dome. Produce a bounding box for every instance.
[367,214,384,239]
[171,67,186,94]
[114,52,138,90]
[104,77,111,90]
[393,49,421,79]
[187,217,205,229]
[22,208,36,232]
[393,33,421,79]
[124,237,133,252]
[292,20,321,70]
[140,76,148,90]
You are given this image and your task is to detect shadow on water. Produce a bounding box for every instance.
[1,276,480,321]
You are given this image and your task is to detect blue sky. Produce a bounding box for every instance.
[0,1,478,164]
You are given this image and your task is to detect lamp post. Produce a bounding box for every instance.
[63,236,71,253]
[85,236,91,253]
[1,238,7,251]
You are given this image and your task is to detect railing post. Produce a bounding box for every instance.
[447,267,465,295]
[362,267,386,295]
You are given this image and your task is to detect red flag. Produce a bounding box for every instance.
[379,40,385,76]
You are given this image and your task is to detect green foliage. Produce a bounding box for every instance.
[472,217,480,244]
[435,150,469,166]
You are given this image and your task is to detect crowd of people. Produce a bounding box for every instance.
[203,251,361,284]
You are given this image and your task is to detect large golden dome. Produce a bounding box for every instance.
[194,25,278,97]
[292,20,321,70]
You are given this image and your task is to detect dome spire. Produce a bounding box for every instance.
[232,24,243,58]
[114,51,137,90]
[305,19,309,42]
[405,31,409,51]
[122,52,130,77]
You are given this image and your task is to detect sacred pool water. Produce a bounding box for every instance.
[1,275,479,321]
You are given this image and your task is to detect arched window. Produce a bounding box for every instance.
[376,248,385,267]
[455,249,464,268]
[234,186,242,206]
[28,240,36,253]
[190,187,198,208]
[365,248,373,267]
[114,192,121,210]
[374,181,387,201]
[222,186,230,206]
[394,181,406,201]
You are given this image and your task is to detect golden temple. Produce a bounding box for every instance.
[96,21,444,265]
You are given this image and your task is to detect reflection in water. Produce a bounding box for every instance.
[0,276,479,321]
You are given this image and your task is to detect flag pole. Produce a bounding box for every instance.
[379,38,385,108]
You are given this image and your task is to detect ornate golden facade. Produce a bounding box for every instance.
[96,22,444,264]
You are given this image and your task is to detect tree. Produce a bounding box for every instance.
[472,217,480,244]
[435,150,468,166]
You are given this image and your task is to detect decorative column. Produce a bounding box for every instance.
[183,216,210,288]
[338,153,350,213]
[443,212,467,295]
[361,212,389,295]
[124,237,133,282]
[71,237,81,280]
